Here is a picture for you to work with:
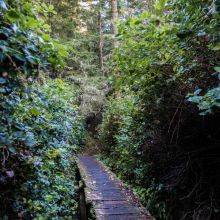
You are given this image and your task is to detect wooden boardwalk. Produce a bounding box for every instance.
[77,156,153,220]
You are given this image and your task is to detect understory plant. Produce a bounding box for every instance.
[99,0,220,219]
[0,0,85,218]
[100,91,167,219]
[11,78,84,219]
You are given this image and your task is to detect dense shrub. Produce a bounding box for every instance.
[100,92,167,218]
[0,1,85,218]
[11,79,84,218]
[99,0,220,219]
[1,77,85,218]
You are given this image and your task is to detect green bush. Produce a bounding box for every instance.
[1,78,85,218]
[15,78,84,218]
[100,91,166,218]
[99,0,220,219]
[0,1,85,218]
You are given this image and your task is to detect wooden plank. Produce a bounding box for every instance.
[77,156,153,220]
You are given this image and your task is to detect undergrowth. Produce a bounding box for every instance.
[0,1,85,218]
[1,78,85,219]
[99,0,220,219]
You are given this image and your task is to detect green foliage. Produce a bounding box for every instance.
[0,1,84,218]
[0,77,85,218]
[11,79,84,218]
[2,0,68,68]
[68,34,102,76]
[100,0,220,219]
[0,0,69,76]
[100,92,167,218]
[45,0,115,76]
[42,0,101,76]
[188,86,220,115]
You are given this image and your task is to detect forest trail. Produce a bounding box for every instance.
[77,156,153,220]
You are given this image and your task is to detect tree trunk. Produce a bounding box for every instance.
[98,9,104,75]
[111,0,118,48]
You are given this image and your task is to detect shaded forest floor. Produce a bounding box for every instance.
[68,74,109,155]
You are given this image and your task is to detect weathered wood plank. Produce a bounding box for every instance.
[77,156,153,220]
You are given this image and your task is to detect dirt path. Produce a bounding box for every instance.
[77,156,153,220]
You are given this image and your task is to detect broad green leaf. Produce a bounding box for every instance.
[25,132,36,147]
[214,67,220,72]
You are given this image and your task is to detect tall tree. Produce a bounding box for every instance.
[99,7,104,73]
[111,0,118,48]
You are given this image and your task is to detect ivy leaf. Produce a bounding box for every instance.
[13,53,26,62]
[0,133,7,144]
[0,87,6,93]
[13,131,23,139]
[0,41,9,53]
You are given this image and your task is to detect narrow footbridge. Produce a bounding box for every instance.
[77,156,153,220]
